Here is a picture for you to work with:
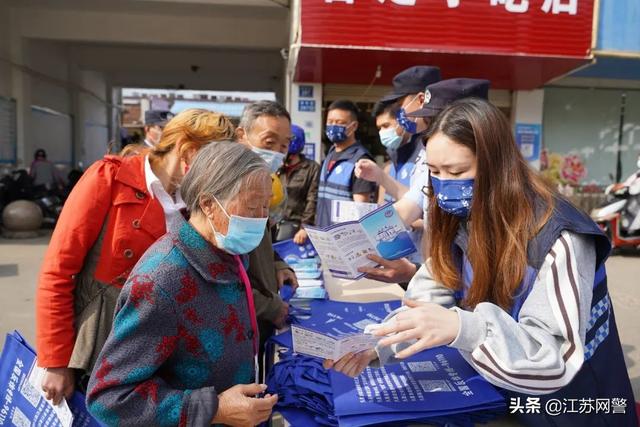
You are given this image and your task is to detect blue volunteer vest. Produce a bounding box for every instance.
[384,135,425,263]
[452,197,637,426]
[316,142,370,228]
[384,134,424,203]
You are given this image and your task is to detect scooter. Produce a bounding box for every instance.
[591,179,640,251]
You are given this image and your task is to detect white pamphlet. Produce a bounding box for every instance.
[291,324,380,360]
[331,200,379,223]
[27,364,74,427]
[306,204,416,279]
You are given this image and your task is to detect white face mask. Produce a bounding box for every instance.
[248,141,285,173]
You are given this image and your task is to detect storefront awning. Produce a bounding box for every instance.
[294,47,592,90]
[292,0,596,91]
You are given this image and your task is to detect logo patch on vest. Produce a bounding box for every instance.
[400,168,409,179]
[335,165,343,175]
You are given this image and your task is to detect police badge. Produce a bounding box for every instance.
[424,89,432,105]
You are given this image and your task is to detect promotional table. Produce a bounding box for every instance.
[270,271,508,427]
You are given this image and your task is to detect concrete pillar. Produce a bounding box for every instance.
[78,70,109,166]
[110,86,122,152]
[9,19,30,167]
[0,2,11,98]
[512,89,545,170]
[68,61,83,167]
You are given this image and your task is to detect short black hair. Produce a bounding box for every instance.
[372,101,400,119]
[239,100,291,132]
[327,99,359,122]
[34,149,47,159]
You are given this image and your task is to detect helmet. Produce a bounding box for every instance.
[288,124,306,155]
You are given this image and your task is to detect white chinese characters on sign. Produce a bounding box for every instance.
[378,0,417,5]
[324,0,579,15]
[542,0,577,14]
[490,0,529,13]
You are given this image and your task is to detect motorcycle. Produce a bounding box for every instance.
[591,176,640,251]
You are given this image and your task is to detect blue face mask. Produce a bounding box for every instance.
[379,126,403,151]
[430,175,475,217]
[396,108,418,135]
[325,124,350,144]
[250,145,285,173]
[208,197,268,255]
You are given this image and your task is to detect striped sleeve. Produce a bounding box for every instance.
[449,231,595,395]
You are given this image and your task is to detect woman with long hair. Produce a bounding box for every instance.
[327,98,637,426]
[36,109,235,404]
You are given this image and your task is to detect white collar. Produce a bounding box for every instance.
[144,155,185,206]
[145,155,160,197]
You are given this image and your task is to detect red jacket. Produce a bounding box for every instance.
[36,155,166,367]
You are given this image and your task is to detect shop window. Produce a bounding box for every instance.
[543,87,640,187]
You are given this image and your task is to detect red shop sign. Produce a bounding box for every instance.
[301,0,595,58]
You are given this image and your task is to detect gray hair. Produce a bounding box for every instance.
[238,100,291,133]
[181,140,270,214]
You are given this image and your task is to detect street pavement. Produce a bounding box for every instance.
[1,233,638,422]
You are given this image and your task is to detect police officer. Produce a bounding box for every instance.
[356,66,440,267]
[358,66,441,203]
[143,110,174,147]
[359,78,491,283]
[316,100,376,228]
[399,78,491,217]
[275,125,321,243]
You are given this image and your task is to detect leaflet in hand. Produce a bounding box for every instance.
[291,325,379,360]
[305,203,416,279]
[0,331,101,427]
[290,300,401,360]
[331,200,379,223]
[28,365,74,427]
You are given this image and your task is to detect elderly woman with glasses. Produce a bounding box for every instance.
[86,141,278,427]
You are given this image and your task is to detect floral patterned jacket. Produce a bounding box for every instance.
[87,215,256,427]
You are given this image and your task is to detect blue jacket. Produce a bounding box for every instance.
[454,198,637,426]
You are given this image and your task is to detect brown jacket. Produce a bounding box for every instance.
[278,155,320,227]
[248,227,290,327]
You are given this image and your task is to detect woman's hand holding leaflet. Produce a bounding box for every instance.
[373,299,460,359]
